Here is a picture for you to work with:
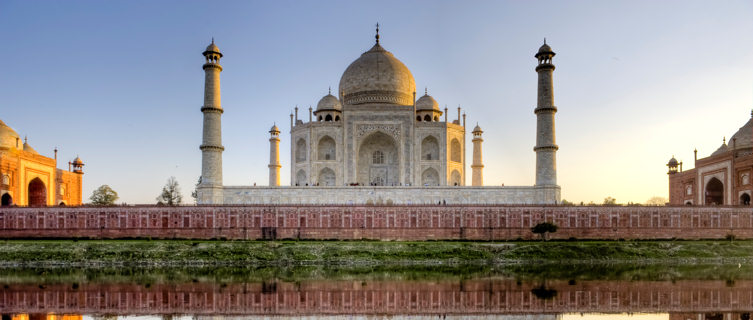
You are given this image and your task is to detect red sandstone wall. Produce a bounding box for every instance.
[1,279,752,315]
[1,205,753,240]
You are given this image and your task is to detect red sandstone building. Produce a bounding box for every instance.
[668,111,753,205]
[0,119,84,207]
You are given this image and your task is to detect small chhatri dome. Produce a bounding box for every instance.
[711,138,729,156]
[203,38,222,56]
[0,119,21,150]
[667,156,678,166]
[538,43,552,54]
[72,156,84,165]
[473,124,483,133]
[316,93,342,111]
[415,91,439,111]
[535,39,555,58]
[22,137,37,154]
[269,124,280,133]
[339,27,416,106]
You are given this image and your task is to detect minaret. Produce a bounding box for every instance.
[268,124,281,186]
[198,39,224,204]
[534,40,558,187]
[471,124,484,186]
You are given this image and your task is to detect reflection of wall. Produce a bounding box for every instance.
[3,205,753,240]
[1,280,753,316]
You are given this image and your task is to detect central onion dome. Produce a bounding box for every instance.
[339,41,416,106]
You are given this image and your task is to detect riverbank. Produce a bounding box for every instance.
[1,239,753,267]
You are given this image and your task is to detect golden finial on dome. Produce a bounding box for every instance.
[375,22,380,44]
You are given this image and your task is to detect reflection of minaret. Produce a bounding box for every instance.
[268,124,281,186]
[198,39,224,204]
[534,40,558,187]
[471,124,484,186]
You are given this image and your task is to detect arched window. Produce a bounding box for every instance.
[416,116,421,121]
[1,174,8,185]
[741,193,751,206]
[318,167,336,186]
[335,115,340,121]
[296,170,307,186]
[1,193,11,207]
[433,116,439,122]
[424,114,431,122]
[450,170,461,186]
[318,116,322,121]
[421,168,439,186]
[372,150,384,164]
[318,136,336,161]
[450,138,461,162]
[295,139,307,162]
[421,136,439,161]
[325,114,333,121]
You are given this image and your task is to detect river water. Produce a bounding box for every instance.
[0,264,750,319]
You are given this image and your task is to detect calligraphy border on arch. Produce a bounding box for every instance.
[356,124,401,142]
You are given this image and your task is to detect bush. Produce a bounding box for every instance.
[531,222,558,241]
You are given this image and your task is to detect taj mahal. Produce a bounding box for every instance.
[196,27,560,205]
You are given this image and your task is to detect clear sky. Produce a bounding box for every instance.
[1,0,751,205]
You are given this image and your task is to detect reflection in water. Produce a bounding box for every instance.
[1,266,752,318]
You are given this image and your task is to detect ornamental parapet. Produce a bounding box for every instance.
[202,63,223,71]
[200,106,223,113]
[534,144,559,151]
[200,144,225,151]
[535,63,555,72]
[534,106,557,114]
[344,90,413,106]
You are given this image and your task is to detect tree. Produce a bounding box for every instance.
[560,199,573,205]
[191,176,201,204]
[646,196,668,206]
[531,222,558,241]
[90,185,119,206]
[156,176,183,206]
[603,197,617,205]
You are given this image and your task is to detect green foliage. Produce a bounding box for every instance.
[89,185,118,206]
[190,177,201,203]
[560,199,573,205]
[646,196,668,206]
[531,222,558,240]
[3,240,753,269]
[603,197,617,205]
[156,176,182,206]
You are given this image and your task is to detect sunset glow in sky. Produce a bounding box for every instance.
[1,1,752,204]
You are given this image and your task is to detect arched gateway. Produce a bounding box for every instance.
[358,132,399,186]
[27,178,46,206]
[705,177,724,205]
